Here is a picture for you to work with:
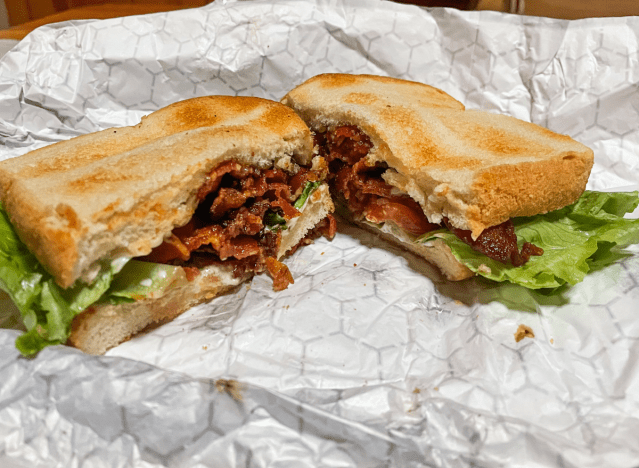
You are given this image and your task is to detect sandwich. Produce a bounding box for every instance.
[282,73,639,289]
[0,96,335,356]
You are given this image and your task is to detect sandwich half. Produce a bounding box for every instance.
[282,74,639,288]
[0,96,335,355]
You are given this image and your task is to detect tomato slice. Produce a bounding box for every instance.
[365,196,439,236]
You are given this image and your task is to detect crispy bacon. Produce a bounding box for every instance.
[320,214,337,240]
[259,230,281,258]
[183,266,200,282]
[222,207,264,237]
[443,218,544,266]
[218,236,261,261]
[326,125,373,164]
[143,160,333,290]
[265,257,294,291]
[239,174,268,196]
[321,126,437,238]
[210,188,248,219]
[352,159,394,197]
[182,224,226,253]
[267,183,300,220]
[264,168,289,183]
[520,242,544,265]
[197,161,242,201]
[173,220,196,238]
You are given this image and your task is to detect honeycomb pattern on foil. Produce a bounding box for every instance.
[1,2,639,467]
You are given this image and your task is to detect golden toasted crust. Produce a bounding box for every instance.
[0,96,313,288]
[282,73,594,238]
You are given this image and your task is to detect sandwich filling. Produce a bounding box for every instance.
[140,160,336,290]
[315,125,542,267]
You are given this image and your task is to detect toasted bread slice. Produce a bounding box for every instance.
[0,96,314,288]
[282,73,594,238]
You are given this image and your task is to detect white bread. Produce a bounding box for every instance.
[0,96,314,288]
[282,73,594,239]
[353,218,473,281]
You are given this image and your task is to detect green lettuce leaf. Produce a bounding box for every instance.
[265,180,322,231]
[264,210,287,231]
[419,191,639,289]
[106,260,187,303]
[0,206,119,355]
[294,180,321,209]
[0,204,187,356]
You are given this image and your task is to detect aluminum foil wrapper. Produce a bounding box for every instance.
[1,1,639,466]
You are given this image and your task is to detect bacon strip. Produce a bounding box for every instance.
[320,214,337,240]
[265,257,294,291]
[197,161,242,201]
[140,234,190,264]
[268,183,300,220]
[443,218,544,266]
[219,236,261,261]
[209,188,248,219]
[143,161,333,290]
[326,125,373,164]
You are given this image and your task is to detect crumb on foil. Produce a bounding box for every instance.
[215,379,244,401]
[514,324,535,342]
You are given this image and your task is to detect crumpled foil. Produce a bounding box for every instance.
[1,1,639,466]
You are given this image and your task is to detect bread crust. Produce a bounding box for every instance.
[282,73,594,238]
[0,96,313,288]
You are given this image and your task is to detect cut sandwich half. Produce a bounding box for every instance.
[0,96,335,355]
[282,73,639,288]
